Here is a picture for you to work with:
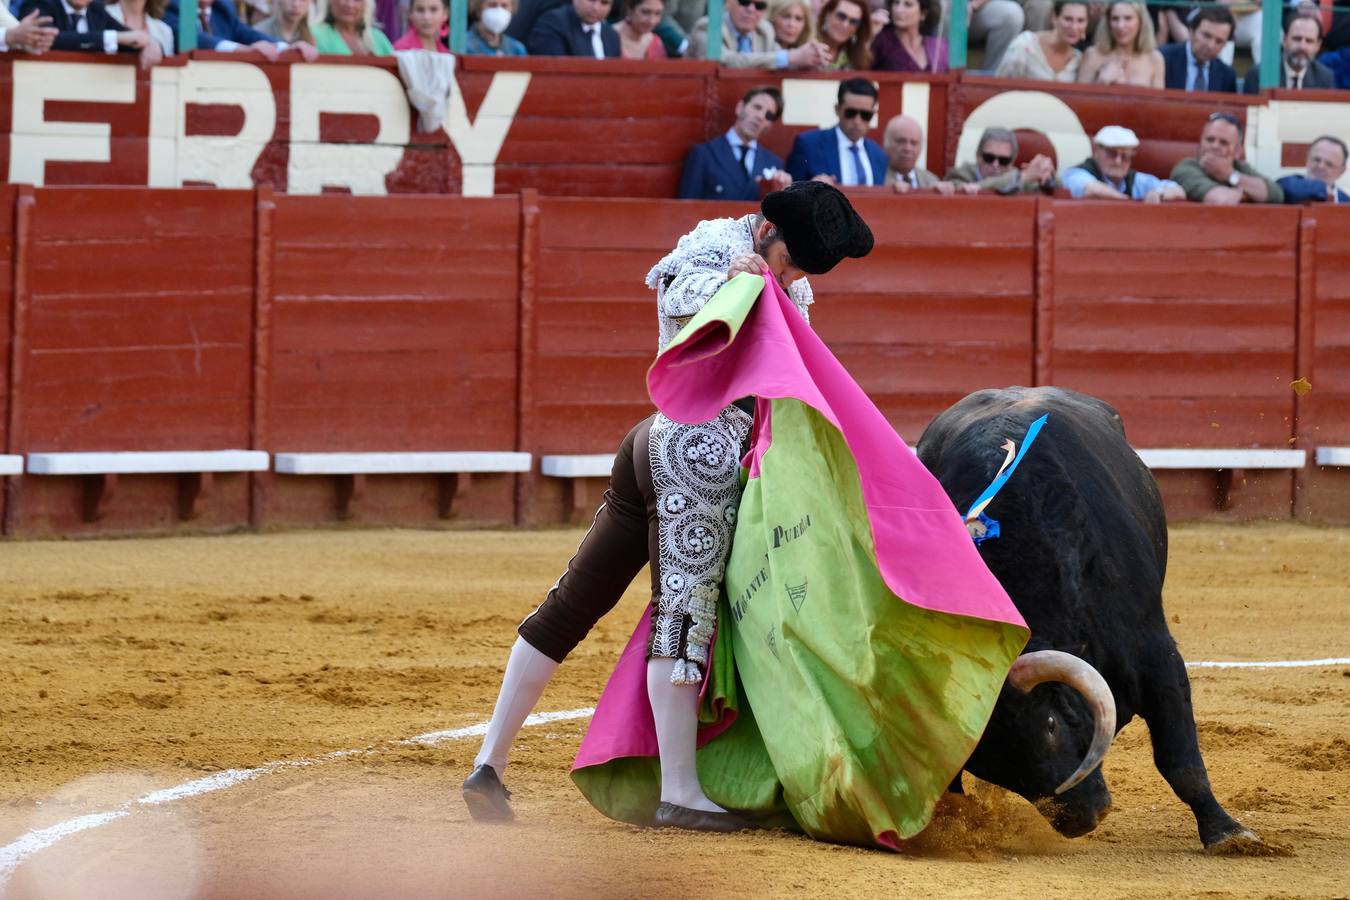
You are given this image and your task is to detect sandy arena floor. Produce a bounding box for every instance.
[0,523,1347,899]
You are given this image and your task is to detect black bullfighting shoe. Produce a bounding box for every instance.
[462,764,513,822]
[653,801,754,833]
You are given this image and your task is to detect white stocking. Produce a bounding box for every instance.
[474,637,560,774]
[647,657,725,812]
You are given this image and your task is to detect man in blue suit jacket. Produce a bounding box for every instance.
[1278,135,1349,203]
[164,0,284,56]
[1161,7,1237,92]
[527,0,619,57]
[785,77,888,187]
[679,86,793,201]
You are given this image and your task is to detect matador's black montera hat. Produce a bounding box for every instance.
[761,181,874,276]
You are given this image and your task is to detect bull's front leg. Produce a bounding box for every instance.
[1140,640,1255,852]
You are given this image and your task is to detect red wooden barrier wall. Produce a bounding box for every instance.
[0,187,1344,535]
[1300,206,1350,520]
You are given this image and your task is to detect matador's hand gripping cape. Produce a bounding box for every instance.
[571,273,1029,849]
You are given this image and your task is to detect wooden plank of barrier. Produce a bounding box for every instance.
[251,185,276,529]
[515,188,540,526]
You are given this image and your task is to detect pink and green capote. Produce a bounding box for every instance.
[571,273,1030,849]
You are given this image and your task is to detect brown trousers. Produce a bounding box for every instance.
[518,416,661,663]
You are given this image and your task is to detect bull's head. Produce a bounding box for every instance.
[966,650,1118,838]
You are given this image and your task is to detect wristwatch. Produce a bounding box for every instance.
[1227,171,1241,187]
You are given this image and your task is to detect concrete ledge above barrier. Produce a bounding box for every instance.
[273,452,532,520]
[1316,448,1350,466]
[0,456,23,476]
[1136,449,1307,470]
[540,454,616,523]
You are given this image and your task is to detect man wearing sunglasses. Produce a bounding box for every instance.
[1169,113,1283,204]
[784,77,889,187]
[1061,126,1185,203]
[945,126,1056,195]
[688,0,829,67]
[680,86,795,201]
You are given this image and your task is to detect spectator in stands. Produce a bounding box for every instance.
[964,0,1025,72]
[882,113,956,193]
[1278,134,1349,202]
[767,0,813,50]
[1,6,59,52]
[679,86,793,199]
[393,0,449,48]
[689,0,828,68]
[946,125,1057,193]
[1062,125,1186,201]
[1242,13,1333,91]
[254,0,313,43]
[528,0,619,56]
[786,76,888,185]
[1169,112,1284,203]
[165,0,314,57]
[871,0,948,72]
[311,0,392,52]
[996,0,1088,81]
[817,0,872,68]
[616,0,666,56]
[1320,44,1350,87]
[23,0,161,65]
[1160,6,1236,92]
[106,0,173,53]
[1078,0,1162,86]
[466,0,527,53]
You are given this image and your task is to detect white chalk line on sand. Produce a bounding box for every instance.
[4,654,1349,888]
[0,707,595,890]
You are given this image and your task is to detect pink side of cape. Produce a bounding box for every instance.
[647,273,1026,631]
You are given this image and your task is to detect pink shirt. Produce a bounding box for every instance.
[392,29,450,52]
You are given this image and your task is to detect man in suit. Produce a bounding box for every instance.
[785,77,889,187]
[1161,6,1237,93]
[164,0,304,57]
[527,0,619,57]
[882,114,955,194]
[679,86,793,201]
[1278,134,1349,203]
[1243,13,1336,92]
[687,0,828,68]
[19,0,158,64]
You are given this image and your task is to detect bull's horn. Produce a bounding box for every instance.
[1008,650,1117,796]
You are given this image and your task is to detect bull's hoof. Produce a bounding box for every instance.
[1203,829,1294,857]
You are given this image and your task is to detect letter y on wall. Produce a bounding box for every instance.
[446,71,529,197]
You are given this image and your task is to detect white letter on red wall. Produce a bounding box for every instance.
[288,64,410,195]
[9,61,135,185]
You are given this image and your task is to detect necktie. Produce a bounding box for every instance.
[1192,63,1207,92]
[585,24,603,58]
[199,8,212,34]
[1293,73,1302,90]
[735,143,751,176]
[736,33,752,52]
[848,143,864,186]
[72,10,86,31]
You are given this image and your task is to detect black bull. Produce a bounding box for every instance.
[916,387,1255,852]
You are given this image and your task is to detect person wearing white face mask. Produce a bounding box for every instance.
[466,0,527,53]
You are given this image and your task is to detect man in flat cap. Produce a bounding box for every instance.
[463,182,873,832]
[1061,126,1186,203]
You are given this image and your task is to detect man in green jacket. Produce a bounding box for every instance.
[1169,112,1284,204]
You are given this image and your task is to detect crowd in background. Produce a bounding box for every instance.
[1,0,1345,205]
[4,0,1350,84]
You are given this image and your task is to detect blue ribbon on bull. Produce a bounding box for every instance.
[963,413,1049,545]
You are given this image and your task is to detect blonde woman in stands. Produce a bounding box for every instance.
[1077,0,1163,87]
[255,0,316,43]
[616,0,668,58]
[464,0,526,54]
[107,0,175,54]
[768,0,814,50]
[996,0,1088,81]
[313,0,394,53]
[817,0,872,69]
